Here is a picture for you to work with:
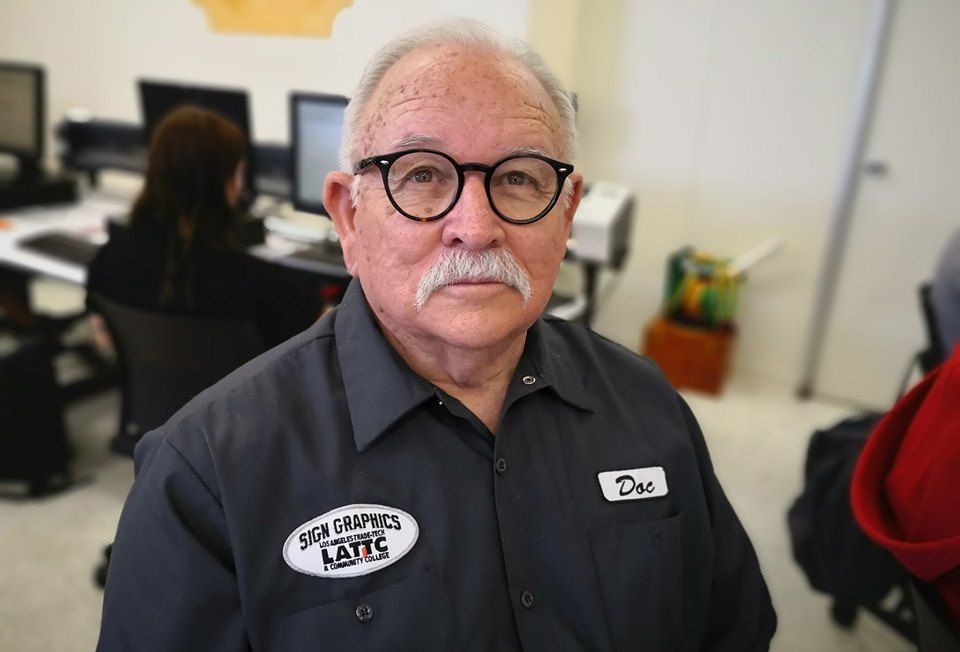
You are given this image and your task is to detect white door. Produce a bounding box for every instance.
[814,0,960,407]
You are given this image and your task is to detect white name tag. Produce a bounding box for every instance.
[597,466,669,502]
[283,504,419,578]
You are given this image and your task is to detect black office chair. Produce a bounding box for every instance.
[0,336,73,497]
[89,293,266,587]
[0,267,33,332]
[918,283,947,374]
[898,283,949,398]
[910,581,960,651]
[88,292,266,456]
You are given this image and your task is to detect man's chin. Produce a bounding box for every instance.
[411,293,540,349]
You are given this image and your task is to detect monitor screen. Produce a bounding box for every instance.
[0,63,43,159]
[138,79,255,198]
[291,93,348,216]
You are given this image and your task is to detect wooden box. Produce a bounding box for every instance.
[641,317,736,395]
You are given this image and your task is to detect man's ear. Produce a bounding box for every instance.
[561,172,585,238]
[324,171,359,275]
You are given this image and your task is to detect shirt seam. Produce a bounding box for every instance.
[156,429,224,508]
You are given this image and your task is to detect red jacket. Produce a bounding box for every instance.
[851,345,960,625]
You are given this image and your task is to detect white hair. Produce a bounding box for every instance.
[339,17,578,174]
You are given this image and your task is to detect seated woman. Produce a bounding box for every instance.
[87,106,320,347]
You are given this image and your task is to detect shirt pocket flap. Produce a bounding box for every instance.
[280,568,457,650]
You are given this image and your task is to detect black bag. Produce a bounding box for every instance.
[0,337,73,496]
[787,413,903,604]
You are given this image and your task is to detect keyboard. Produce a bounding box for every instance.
[286,242,345,267]
[18,230,101,266]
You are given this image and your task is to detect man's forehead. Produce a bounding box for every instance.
[385,133,555,161]
[360,44,564,160]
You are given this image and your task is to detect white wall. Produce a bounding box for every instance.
[0,0,528,147]
[566,1,874,387]
[814,0,960,407]
[8,0,946,397]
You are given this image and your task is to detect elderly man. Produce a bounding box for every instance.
[99,20,776,652]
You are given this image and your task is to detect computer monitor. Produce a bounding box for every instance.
[138,79,255,200]
[290,92,348,216]
[0,62,44,178]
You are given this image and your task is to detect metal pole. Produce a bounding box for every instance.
[796,0,896,399]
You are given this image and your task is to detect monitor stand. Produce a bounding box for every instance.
[0,156,78,211]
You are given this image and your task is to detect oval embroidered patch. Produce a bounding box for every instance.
[283,503,419,578]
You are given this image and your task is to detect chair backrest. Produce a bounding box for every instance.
[89,292,265,440]
[919,283,947,373]
[910,581,960,651]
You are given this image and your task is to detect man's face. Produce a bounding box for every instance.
[327,44,583,351]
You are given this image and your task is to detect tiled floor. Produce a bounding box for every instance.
[683,381,912,652]
[0,283,915,650]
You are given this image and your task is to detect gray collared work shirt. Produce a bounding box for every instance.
[98,279,776,651]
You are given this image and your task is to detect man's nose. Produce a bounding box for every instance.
[440,173,506,249]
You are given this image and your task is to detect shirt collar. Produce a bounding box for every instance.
[335,280,595,452]
[522,318,595,413]
[335,280,436,453]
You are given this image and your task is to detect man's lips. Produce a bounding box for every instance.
[448,278,501,285]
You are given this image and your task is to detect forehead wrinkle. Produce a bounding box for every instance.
[362,47,566,160]
[391,133,445,150]
[379,104,562,159]
[506,145,549,158]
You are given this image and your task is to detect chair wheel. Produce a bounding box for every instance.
[831,601,858,628]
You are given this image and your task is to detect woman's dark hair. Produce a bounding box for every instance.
[130,105,247,309]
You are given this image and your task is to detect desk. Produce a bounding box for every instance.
[1,192,588,322]
[0,194,124,285]
[0,192,350,286]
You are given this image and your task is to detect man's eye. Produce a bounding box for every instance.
[506,171,528,185]
[412,169,434,182]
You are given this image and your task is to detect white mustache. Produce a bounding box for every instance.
[414,248,533,311]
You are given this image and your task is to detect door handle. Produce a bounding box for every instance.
[863,160,889,177]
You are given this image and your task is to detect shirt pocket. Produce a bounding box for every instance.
[279,568,458,651]
[589,513,685,652]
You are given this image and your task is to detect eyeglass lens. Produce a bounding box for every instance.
[385,152,560,221]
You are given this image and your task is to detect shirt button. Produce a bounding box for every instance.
[495,458,508,475]
[522,375,537,385]
[520,590,536,608]
[355,602,374,623]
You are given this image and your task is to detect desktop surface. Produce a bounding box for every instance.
[0,191,350,285]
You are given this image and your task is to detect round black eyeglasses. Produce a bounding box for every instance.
[352,149,574,224]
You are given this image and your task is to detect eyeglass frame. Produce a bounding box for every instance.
[351,148,575,225]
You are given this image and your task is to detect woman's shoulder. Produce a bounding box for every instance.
[87,223,162,282]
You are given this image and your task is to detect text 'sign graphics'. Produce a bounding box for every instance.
[283,504,419,578]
